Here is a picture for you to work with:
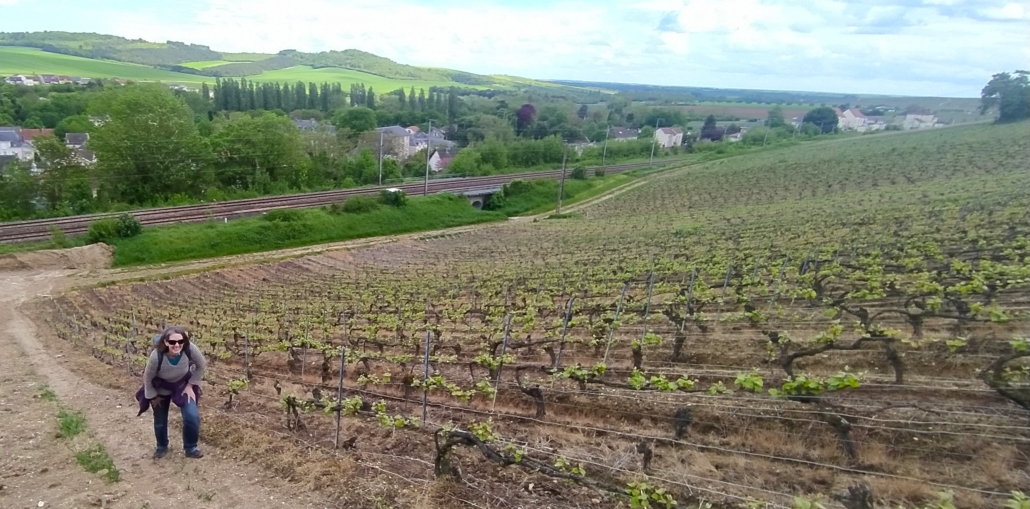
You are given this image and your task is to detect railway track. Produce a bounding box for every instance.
[0,162,656,243]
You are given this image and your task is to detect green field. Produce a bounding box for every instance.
[220,52,273,62]
[247,65,479,91]
[0,46,206,83]
[0,48,489,91]
[179,60,246,69]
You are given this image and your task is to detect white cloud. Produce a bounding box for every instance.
[24,0,1027,96]
[978,2,1027,20]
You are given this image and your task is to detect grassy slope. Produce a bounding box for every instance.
[247,65,482,91]
[489,173,640,217]
[220,52,273,62]
[180,60,245,69]
[0,47,487,90]
[111,194,505,266]
[0,47,205,83]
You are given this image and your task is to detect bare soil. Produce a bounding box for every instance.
[0,270,333,509]
[0,243,114,272]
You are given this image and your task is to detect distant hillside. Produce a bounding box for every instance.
[0,31,223,66]
[0,31,521,88]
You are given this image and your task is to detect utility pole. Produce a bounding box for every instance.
[648,117,663,167]
[423,119,433,196]
[600,125,610,171]
[377,130,384,186]
[556,145,568,214]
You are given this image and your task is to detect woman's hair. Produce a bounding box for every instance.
[155,326,191,354]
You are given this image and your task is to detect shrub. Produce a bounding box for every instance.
[86,218,119,244]
[262,209,304,222]
[378,189,409,207]
[48,226,70,248]
[484,192,507,210]
[501,179,533,197]
[570,166,588,180]
[116,213,143,238]
[594,167,606,177]
[340,195,380,214]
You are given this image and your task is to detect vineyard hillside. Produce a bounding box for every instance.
[41,123,1030,508]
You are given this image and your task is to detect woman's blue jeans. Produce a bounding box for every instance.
[153,398,200,453]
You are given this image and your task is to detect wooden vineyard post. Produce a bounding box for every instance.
[603,283,629,366]
[334,344,346,449]
[685,267,699,312]
[553,298,576,370]
[125,312,135,375]
[244,330,251,381]
[677,267,698,337]
[491,314,512,412]
[773,254,790,301]
[302,317,309,382]
[715,266,732,330]
[422,328,431,424]
[640,271,656,343]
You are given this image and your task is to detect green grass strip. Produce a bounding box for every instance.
[111,194,506,267]
[74,444,121,483]
[57,409,87,438]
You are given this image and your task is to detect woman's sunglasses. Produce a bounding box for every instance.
[166,339,186,346]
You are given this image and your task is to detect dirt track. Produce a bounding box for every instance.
[0,270,334,509]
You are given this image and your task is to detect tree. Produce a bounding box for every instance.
[54,114,93,139]
[332,107,378,135]
[409,86,418,110]
[515,104,536,134]
[0,161,39,220]
[33,134,92,212]
[308,82,319,110]
[767,105,786,128]
[802,107,839,133]
[398,88,407,109]
[294,81,306,111]
[702,114,717,131]
[447,89,459,123]
[577,104,589,120]
[447,148,482,176]
[980,70,1030,123]
[418,89,427,111]
[210,112,310,191]
[88,85,213,204]
[366,87,376,109]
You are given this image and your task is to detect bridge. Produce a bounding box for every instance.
[455,187,502,209]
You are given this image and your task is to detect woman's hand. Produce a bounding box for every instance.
[183,385,197,404]
[150,397,167,410]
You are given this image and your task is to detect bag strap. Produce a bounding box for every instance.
[154,345,193,377]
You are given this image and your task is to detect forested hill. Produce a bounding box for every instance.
[0,31,481,83]
[0,32,224,66]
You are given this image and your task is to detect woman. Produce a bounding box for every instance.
[135,326,207,459]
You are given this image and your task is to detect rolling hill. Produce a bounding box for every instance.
[0,31,557,92]
[0,46,207,84]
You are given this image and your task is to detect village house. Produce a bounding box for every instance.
[3,74,87,86]
[376,125,456,159]
[902,113,939,130]
[65,133,90,149]
[654,127,683,148]
[0,127,36,162]
[835,108,868,130]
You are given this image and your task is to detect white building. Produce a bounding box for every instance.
[654,127,683,148]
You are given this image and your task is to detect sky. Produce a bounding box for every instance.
[1,0,1028,97]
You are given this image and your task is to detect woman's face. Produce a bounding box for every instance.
[166,333,185,356]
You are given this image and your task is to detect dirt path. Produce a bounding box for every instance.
[0,270,333,509]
